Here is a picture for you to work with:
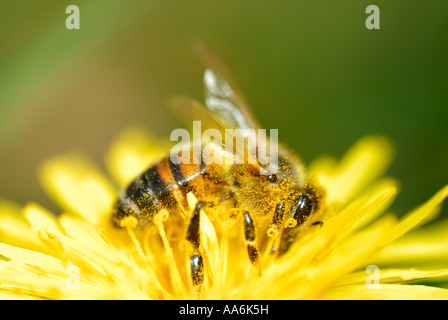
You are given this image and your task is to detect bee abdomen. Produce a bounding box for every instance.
[111,169,163,227]
[112,153,223,228]
[112,155,196,226]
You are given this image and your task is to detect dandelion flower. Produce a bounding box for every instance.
[0,129,447,300]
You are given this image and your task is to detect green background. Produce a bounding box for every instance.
[0,1,447,219]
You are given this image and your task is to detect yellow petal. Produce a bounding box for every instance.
[0,259,111,299]
[25,202,60,237]
[58,215,130,271]
[0,242,65,273]
[200,210,219,285]
[313,181,397,257]
[335,267,448,287]
[39,154,116,225]
[379,185,448,248]
[0,291,30,300]
[371,218,448,267]
[322,283,448,300]
[0,199,45,252]
[302,220,392,299]
[105,128,170,187]
[314,135,394,206]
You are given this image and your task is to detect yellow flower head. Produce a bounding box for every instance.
[0,128,447,300]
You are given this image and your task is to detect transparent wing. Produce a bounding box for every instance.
[166,96,229,137]
[167,45,262,165]
[166,96,256,165]
[194,41,262,133]
[203,68,261,135]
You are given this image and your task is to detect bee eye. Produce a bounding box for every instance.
[292,193,314,222]
[267,174,277,182]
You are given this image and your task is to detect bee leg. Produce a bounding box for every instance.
[243,212,261,274]
[277,220,323,256]
[186,201,205,292]
[270,202,286,238]
[262,203,285,257]
[277,230,296,256]
[189,254,204,287]
[312,220,324,228]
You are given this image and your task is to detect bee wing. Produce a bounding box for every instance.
[166,95,254,165]
[167,47,262,165]
[195,41,262,133]
[166,96,229,135]
[203,68,262,135]
[202,67,264,165]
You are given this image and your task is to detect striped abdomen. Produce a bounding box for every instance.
[111,155,224,228]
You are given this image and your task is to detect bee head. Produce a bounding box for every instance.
[257,149,306,189]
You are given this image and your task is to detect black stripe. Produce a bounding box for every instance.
[126,173,161,213]
[145,167,170,197]
[145,166,177,208]
[168,159,192,193]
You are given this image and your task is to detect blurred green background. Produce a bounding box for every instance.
[0,0,447,219]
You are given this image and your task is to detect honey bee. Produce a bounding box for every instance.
[111,65,325,288]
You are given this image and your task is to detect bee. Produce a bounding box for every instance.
[111,65,325,289]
